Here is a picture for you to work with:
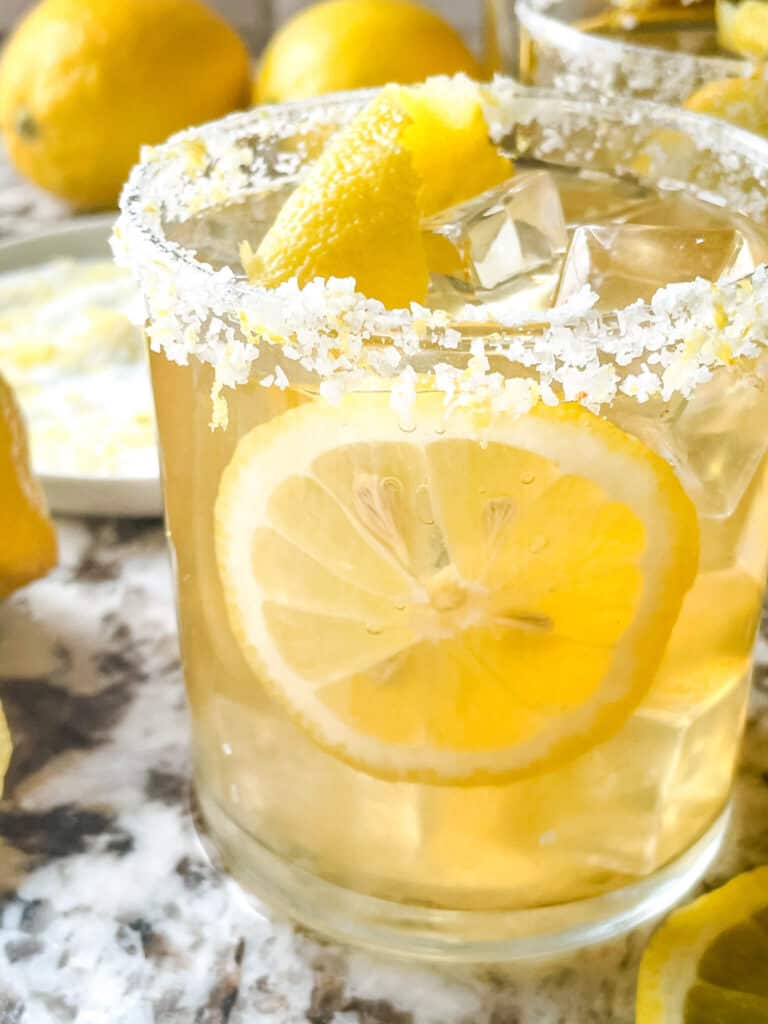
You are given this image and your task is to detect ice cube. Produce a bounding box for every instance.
[619,190,768,268]
[550,168,651,226]
[427,266,561,318]
[671,368,768,518]
[555,224,751,311]
[556,709,690,877]
[424,170,567,296]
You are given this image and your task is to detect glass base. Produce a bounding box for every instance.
[196,788,730,962]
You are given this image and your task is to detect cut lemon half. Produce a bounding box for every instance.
[637,866,768,1023]
[214,394,698,784]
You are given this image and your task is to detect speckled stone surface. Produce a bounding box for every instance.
[2,154,768,1024]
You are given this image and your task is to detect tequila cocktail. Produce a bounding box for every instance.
[116,79,768,959]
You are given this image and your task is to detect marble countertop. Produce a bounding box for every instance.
[2,158,768,1024]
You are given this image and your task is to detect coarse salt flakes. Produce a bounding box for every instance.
[114,77,768,423]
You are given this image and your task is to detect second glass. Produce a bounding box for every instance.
[513,0,751,102]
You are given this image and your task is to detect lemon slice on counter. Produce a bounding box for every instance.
[243,77,512,308]
[0,702,11,798]
[215,393,698,784]
[637,866,768,1023]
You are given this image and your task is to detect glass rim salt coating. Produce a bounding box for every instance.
[515,0,752,103]
[113,78,768,415]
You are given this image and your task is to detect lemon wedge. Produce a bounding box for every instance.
[637,866,768,1023]
[215,393,698,784]
[244,78,512,308]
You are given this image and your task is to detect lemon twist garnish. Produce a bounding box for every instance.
[243,77,513,308]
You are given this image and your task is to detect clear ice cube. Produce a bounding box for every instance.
[611,369,768,520]
[672,367,768,518]
[555,223,752,311]
[550,168,651,226]
[619,190,768,269]
[427,267,561,318]
[424,170,567,298]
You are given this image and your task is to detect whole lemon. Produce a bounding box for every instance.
[0,0,251,209]
[256,0,480,104]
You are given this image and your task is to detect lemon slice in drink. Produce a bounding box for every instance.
[215,393,698,784]
[637,866,768,1022]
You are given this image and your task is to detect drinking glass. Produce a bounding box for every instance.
[115,81,768,960]
[513,0,751,102]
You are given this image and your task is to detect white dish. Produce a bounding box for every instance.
[0,217,162,518]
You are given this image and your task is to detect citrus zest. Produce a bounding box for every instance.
[245,78,513,308]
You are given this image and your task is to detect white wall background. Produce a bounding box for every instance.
[0,1,483,54]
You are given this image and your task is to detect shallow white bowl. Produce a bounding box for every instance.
[0,216,163,518]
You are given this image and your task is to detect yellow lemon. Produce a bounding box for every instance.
[684,77,768,137]
[394,77,513,216]
[243,89,427,309]
[637,866,768,1022]
[245,77,512,307]
[215,393,698,785]
[0,372,57,600]
[256,0,480,104]
[0,703,10,799]
[716,0,768,57]
[0,0,251,209]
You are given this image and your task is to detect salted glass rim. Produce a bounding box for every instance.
[113,78,768,411]
[514,0,752,77]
